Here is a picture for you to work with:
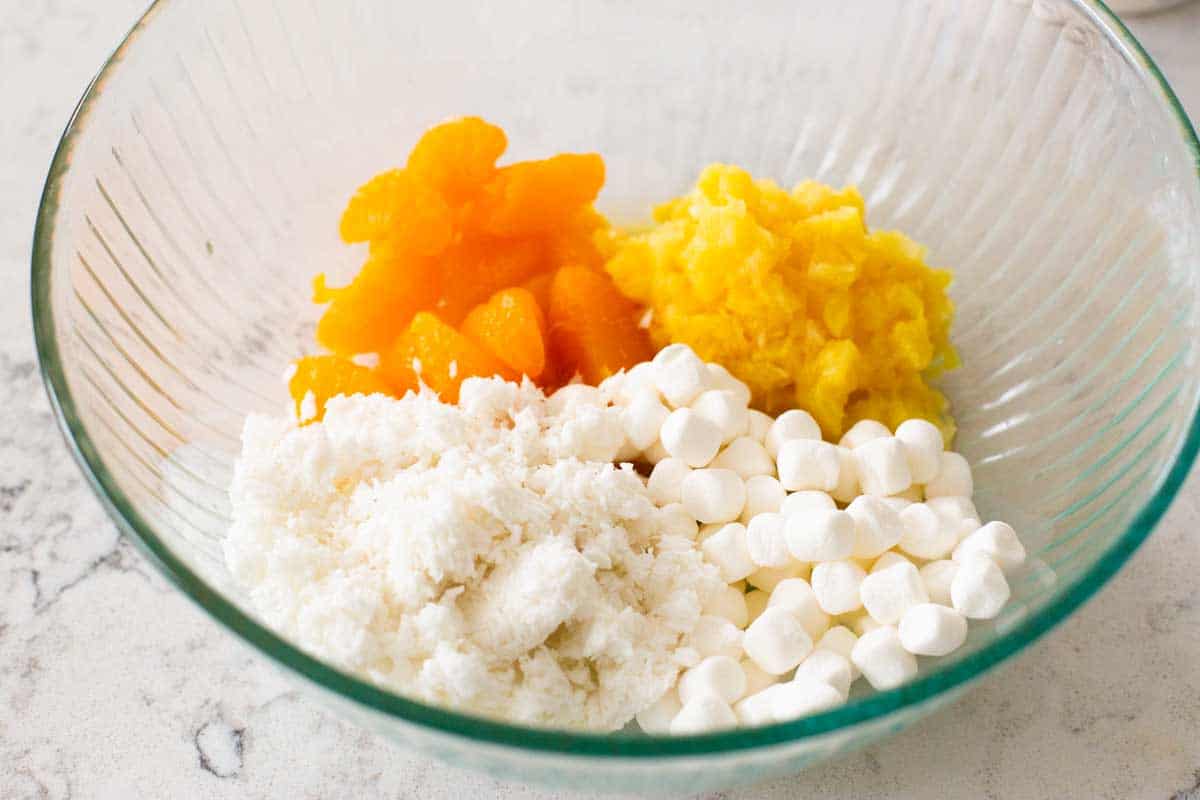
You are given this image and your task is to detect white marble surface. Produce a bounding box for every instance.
[3,1,1200,798]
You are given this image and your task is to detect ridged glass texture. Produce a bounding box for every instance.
[31,0,1200,793]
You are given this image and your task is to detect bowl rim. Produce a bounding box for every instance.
[31,0,1200,758]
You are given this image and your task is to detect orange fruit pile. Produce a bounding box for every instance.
[290,117,651,418]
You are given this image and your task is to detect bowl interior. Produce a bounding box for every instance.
[34,0,1200,789]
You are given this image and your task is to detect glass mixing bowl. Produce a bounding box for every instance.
[31,0,1200,793]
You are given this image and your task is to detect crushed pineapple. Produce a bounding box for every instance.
[605,164,958,440]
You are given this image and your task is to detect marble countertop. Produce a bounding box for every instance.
[4,2,1200,798]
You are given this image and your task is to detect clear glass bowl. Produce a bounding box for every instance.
[31,0,1200,793]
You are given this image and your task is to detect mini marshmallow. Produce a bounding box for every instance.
[743,607,814,675]
[768,578,831,639]
[815,625,860,679]
[894,419,944,483]
[647,458,692,506]
[830,446,861,504]
[642,438,670,465]
[784,509,856,562]
[898,502,958,560]
[746,562,810,591]
[740,659,779,696]
[704,583,751,629]
[860,562,929,625]
[746,409,774,444]
[705,362,753,405]
[777,439,841,492]
[683,469,747,524]
[690,614,745,659]
[851,626,918,690]
[746,513,791,567]
[712,436,775,479]
[614,437,642,463]
[846,495,904,559]
[652,343,695,366]
[661,408,723,467]
[636,689,681,734]
[701,522,756,582]
[926,496,981,545]
[654,347,711,408]
[658,503,700,540]
[898,603,968,656]
[733,686,782,727]
[620,387,670,450]
[673,647,702,668]
[678,655,747,705]
[838,419,890,449]
[882,496,914,513]
[870,551,914,573]
[744,589,771,623]
[848,613,882,636]
[692,389,749,444]
[953,521,1026,573]
[670,692,738,734]
[951,555,1011,619]
[741,475,786,522]
[780,490,837,517]
[793,649,854,697]
[698,523,725,542]
[854,437,913,496]
[810,560,867,615]
[772,676,845,721]
[919,559,959,606]
[545,383,605,416]
[925,451,974,498]
[892,485,925,502]
[765,409,822,460]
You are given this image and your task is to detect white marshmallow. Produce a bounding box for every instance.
[870,551,914,574]
[772,676,846,721]
[705,363,752,405]
[925,451,974,498]
[838,419,890,449]
[701,522,756,582]
[892,485,925,502]
[810,560,867,615]
[670,692,738,734]
[745,512,791,568]
[652,343,695,366]
[745,410,774,444]
[953,521,1026,573]
[658,503,700,540]
[765,409,822,460]
[614,361,659,404]
[620,388,670,450]
[690,614,744,659]
[784,509,856,562]
[683,469,747,524]
[815,625,860,680]
[673,647,702,669]
[691,390,749,445]
[860,562,930,625]
[894,419,944,483]
[854,437,913,496]
[712,436,775,479]
[777,439,841,492]
[898,502,958,560]
[647,458,692,506]
[703,583,751,629]
[746,562,810,591]
[698,523,725,542]
[678,656,747,706]
[742,607,814,675]
[831,446,861,503]
[636,689,681,734]
[882,496,914,513]
[733,686,782,727]
[546,383,605,416]
[654,348,711,408]
[741,475,786,523]
[780,490,837,517]
[642,438,670,465]
[740,659,780,696]
[661,408,723,467]
[793,649,853,697]
[848,613,882,637]
[951,555,1011,619]
[898,603,968,657]
[744,589,771,623]
[919,559,959,606]
[851,626,918,690]
[846,495,904,559]
[768,578,831,639]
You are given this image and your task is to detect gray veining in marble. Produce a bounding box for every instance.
[3,1,1200,798]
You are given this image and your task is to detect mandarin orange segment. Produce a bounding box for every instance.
[314,253,440,356]
[460,288,547,379]
[288,355,393,422]
[433,236,549,324]
[521,272,555,313]
[381,312,516,403]
[339,169,453,256]
[473,154,606,237]
[406,117,508,204]
[547,266,653,384]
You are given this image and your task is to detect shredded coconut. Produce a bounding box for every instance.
[225,377,721,731]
